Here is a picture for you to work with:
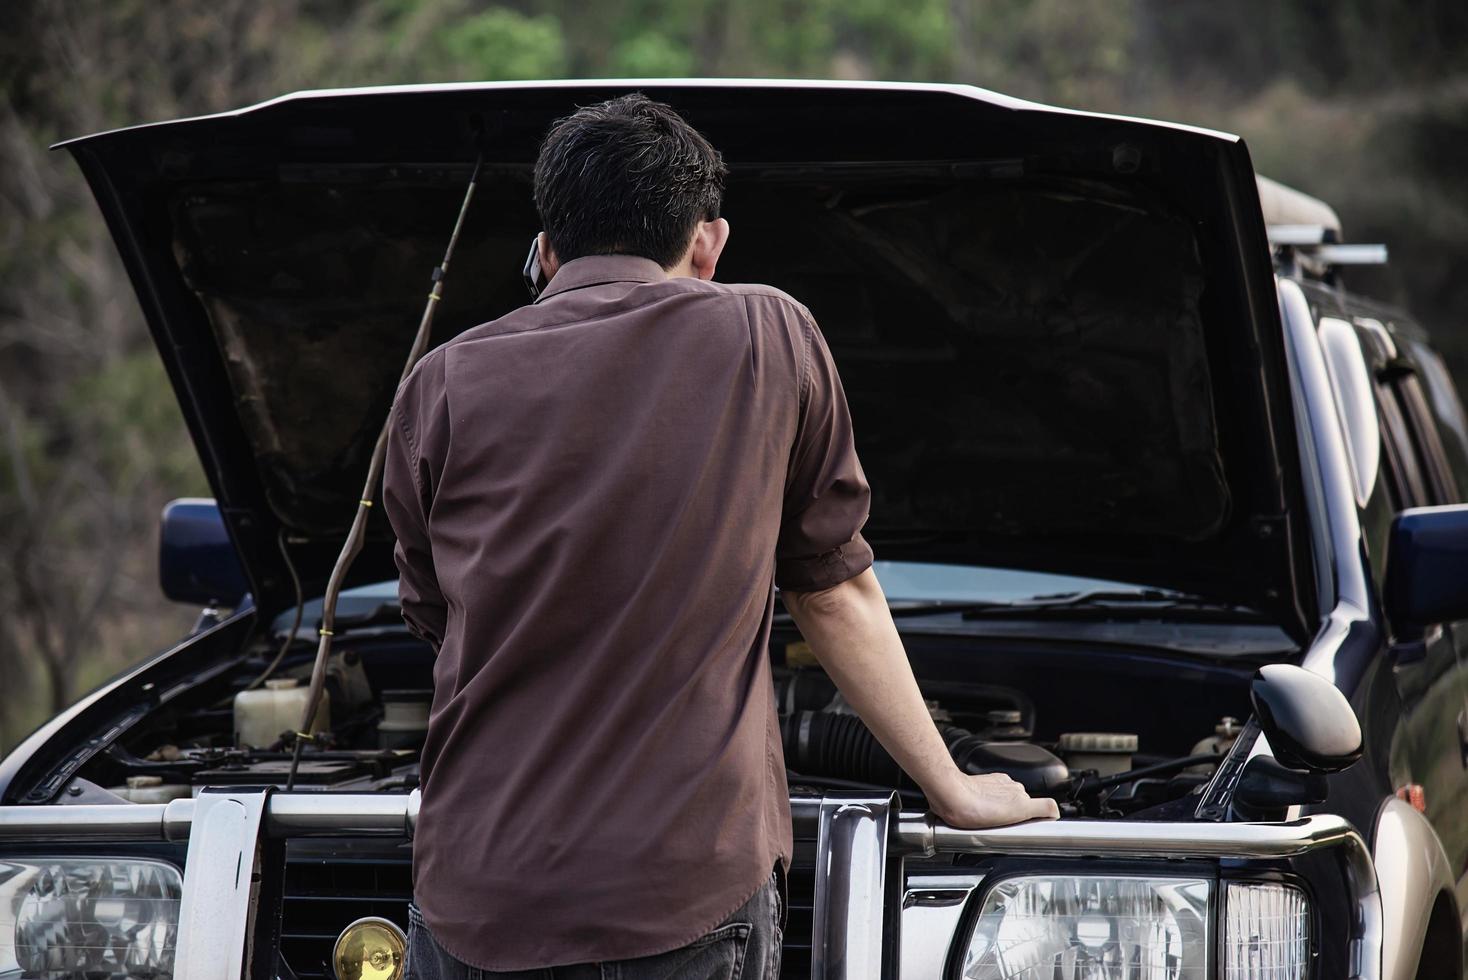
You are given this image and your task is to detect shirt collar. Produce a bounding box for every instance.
[535,254,668,303]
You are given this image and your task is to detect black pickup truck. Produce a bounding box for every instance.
[2,80,1467,980]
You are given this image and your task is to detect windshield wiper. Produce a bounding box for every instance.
[785,589,1266,623]
[772,596,1017,624]
[958,589,1268,623]
[883,599,1032,618]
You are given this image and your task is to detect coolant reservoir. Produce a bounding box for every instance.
[377,689,432,750]
[234,678,329,749]
[1056,732,1138,776]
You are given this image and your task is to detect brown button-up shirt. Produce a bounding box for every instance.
[382,254,872,969]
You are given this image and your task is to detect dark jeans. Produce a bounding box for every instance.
[405,868,785,980]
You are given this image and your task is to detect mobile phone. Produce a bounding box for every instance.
[522,234,545,299]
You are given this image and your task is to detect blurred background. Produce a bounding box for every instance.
[1,0,1467,751]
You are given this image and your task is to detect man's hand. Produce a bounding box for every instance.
[926,771,1061,828]
[782,568,1058,829]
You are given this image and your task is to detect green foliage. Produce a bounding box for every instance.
[66,352,210,497]
[841,0,953,79]
[435,8,568,80]
[609,31,695,77]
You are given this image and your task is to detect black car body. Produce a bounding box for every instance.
[2,80,1467,980]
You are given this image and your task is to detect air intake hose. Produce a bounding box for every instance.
[782,710,1069,795]
[782,710,968,787]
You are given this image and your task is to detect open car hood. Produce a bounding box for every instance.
[59,80,1314,638]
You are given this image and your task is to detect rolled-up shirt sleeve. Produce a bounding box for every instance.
[382,372,449,651]
[775,313,874,592]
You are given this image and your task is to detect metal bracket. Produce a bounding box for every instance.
[173,787,271,980]
[812,793,895,980]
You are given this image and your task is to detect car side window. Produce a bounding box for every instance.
[1376,371,1431,509]
[1395,373,1460,504]
[1406,342,1468,496]
[1376,366,1459,509]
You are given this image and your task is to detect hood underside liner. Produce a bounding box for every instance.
[61,82,1311,635]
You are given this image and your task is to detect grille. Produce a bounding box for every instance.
[277,838,818,979]
[279,844,413,980]
[781,832,819,979]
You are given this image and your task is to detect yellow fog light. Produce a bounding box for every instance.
[333,916,407,980]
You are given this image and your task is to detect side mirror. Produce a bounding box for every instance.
[1250,664,1361,773]
[159,498,249,606]
[1384,504,1468,638]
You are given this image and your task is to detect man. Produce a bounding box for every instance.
[384,93,1058,980]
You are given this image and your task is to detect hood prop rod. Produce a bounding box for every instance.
[287,154,485,790]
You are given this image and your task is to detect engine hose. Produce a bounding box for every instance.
[782,710,969,787]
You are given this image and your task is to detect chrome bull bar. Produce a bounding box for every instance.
[0,790,1379,979]
[0,789,421,842]
[792,794,1381,980]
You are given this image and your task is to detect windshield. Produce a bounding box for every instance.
[271,562,1167,634]
[868,561,1158,604]
[268,560,1293,658]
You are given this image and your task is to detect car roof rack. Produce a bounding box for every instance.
[1257,175,1386,281]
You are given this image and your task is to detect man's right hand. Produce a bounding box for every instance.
[926,770,1060,829]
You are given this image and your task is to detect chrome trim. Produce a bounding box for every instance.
[173,788,269,980]
[898,812,1381,980]
[406,784,420,835]
[0,789,421,841]
[0,801,175,840]
[264,789,420,837]
[899,876,981,980]
[900,811,1354,858]
[812,793,893,980]
[906,873,985,890]
[1347,823,1386,980]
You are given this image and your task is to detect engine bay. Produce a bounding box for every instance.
[775,666,1246,818]
[72,618,1257,820]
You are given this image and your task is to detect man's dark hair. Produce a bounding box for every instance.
[533,94,727,268]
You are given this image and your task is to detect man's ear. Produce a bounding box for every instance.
[536,231,560,280]
[688,218,730,281]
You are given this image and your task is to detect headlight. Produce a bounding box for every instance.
[0,858,182,980]
[962,875,1211,979]
[1224,882,1310,979]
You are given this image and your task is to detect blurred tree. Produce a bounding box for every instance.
[960,0,1135,104]
[0,0,290,743]
[432,8,569,80]
[609,31,696,77]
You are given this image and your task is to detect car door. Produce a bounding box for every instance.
[1372,335,1468,913]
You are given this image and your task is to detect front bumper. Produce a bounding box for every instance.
[0,790,1380,979]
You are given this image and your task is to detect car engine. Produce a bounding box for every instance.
[68,626,1246,823]
[774,670,1241,817]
